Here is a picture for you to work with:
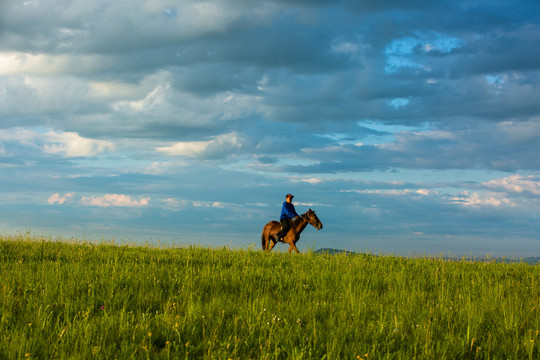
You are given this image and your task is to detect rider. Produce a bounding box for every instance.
[272,194,300,243]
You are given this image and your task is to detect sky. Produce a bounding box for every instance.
[1,0,540,257]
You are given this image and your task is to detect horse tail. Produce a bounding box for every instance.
[261,232,266,250]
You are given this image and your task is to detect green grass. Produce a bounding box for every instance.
[1,234,540,359]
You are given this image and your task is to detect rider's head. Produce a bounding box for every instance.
[286,194,294,202]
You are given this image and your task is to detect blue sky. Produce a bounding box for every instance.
[1,0,540,256]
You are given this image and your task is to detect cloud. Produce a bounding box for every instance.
[0,52,112,76]
[483,174,540,195]
[286,118,540,173]
[0,1,263,53]
[42,131,115,157]
[161,198,188,211]
[0,128,114,158]
[193,201,224,208]
[156,132,244,159]
[80,194,150,207]
[47,192,74,205]
[142,161,190,175]
[290,177,327,184]
[450,191,516,208]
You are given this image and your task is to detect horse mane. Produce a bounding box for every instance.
[293,210,313,228]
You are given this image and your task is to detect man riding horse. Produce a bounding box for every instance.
[261,194,323,253]
[271,193,299,244]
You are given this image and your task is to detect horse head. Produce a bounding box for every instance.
[304,208,323,230]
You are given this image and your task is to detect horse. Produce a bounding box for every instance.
[261,209,323,253]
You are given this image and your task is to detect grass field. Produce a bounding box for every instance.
[1,234,540,359]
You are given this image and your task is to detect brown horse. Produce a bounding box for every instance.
[261,209,323,253]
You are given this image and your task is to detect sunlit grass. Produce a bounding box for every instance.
[1,233,540,359]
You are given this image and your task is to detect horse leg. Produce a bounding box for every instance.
[267,238,277,252]
[287,242,300,254]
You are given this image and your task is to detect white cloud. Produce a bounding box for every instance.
[343,189,415,196]
[47,192,74,205]
[42,130,115,157]
[379,130,455,151]
[0,74,91,116]
[291,176,326,184]
[416,188,438,196]
[388,98,410,109]
[112,81,170,113]
[156,132,244,159]
[142,161,190,175]
[105,70,260,133]
[161,198,188,211]
[0,128,113,157]
[0,128,35,145]
[0,52,111,76]
[80,194,150,207]
[483,174,540,195]
[193,201,224,208]
[450,191,515,208]
[331,41,360,55]
[295,201,329,207]
[88,81,139,101]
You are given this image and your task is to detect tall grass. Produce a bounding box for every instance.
[1,234,540,359]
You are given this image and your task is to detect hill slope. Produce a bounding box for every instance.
[2,236,540,359]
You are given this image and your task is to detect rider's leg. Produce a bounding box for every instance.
[274,219,290,242]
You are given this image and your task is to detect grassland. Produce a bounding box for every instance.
[1,234,540,359]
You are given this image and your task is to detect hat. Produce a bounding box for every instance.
[286,194,294,198]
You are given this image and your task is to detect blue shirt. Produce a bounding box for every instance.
[280,201,299,220]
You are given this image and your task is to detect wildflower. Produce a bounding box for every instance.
[100,306,105,310]
[25,354,31,358]
[148,332,152,337]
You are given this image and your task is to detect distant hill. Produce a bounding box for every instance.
[501,257,540,265]
[314,248,356,255]
[315,248,540,265]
